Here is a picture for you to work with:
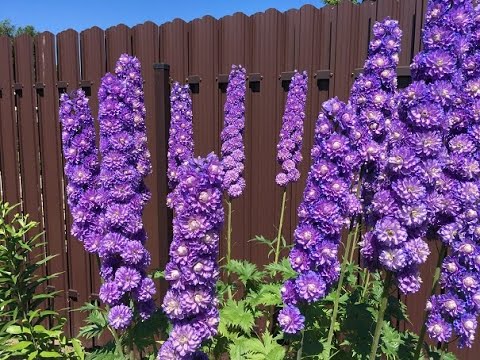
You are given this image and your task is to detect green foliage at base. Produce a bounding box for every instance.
[0,202,84,359]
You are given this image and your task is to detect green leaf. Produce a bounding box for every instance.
[39,351,63,358]
[7,340,32,351]
[71,338,85,360]
[219,300,255,335]
[225,260,264,286]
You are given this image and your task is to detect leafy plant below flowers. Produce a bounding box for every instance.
[0,202,84,360]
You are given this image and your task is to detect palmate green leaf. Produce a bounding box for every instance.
[225,259,264,286]
[85,342,124,360]
[264,258,296,280]
[71,338,84,360]
[380,322,403,359]
[247,283,282,308]
[219,299,255,335]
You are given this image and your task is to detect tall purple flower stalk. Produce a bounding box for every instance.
[221,65,247,198]
[359,0,472,294]
[96,54,156,329]
[60,89,102,254]
[159,153,224,359]
[424,3,480,348]
[168,82,195,191]
[350,18,402,212]
[279,98,363,333]
[275,71,308,187]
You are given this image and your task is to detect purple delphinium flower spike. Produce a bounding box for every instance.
[160,153,224,359]
[97,54,156,329]
[221,65,247,198]
[275,71,308,187]
[425,4,480,348]
[360,1,474,295]
[350,18,402,211]
[279,98,363,333]
[168,82,194,190]
[60,89,102,254]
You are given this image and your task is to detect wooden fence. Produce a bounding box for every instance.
[1,0,478,357]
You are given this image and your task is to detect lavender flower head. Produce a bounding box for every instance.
[160,153,224,359]
[276,71,308,186]
[425,2,480,348]
[59,89,101,254]
[168,82,194,190]
[97,53,156,329]
[221,65,247,198]
[279,98,363,333]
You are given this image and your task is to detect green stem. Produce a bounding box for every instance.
[296,330,305,360]
[323,222,357,359]
[226,199,233,299]
[361,269,371,300]
[274,190,288,264]
[368,271,393,360]
[413,243,448,360]
[348,218,362,264]
[109,326,124,357]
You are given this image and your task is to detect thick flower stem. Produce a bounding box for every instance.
[109,326,124,357]
[413,243,448,360]
[323,222,357,359]
[274,189,288,264]
[368,271,393,360]
[226,199,233,299]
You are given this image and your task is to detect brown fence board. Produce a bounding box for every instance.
[0,36,21,205]
[105,24,132,71]
[189,16,220,158]
[13,34,45,278]
[218,12,251,263]
[57,29,92,341]
[159,19,189,83]
[132,21,163,284]
[34,31,69,317]
[249,9,286,266]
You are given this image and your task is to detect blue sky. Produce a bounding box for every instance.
[3,0,323,34]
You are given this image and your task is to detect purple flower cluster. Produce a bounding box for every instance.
[275,71,308,187]
[425,3,480,348]
[168,82,194,190]
[360,0,473,294]
[221,65,247,198]
[279,98,363,333]
[160,153,224,359]
[59,89,101,253]
[96,54,156,329]
[350,18,402,202]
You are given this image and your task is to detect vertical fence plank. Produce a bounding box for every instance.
[57,29,92,342]
[218,12,251,265]
[0,36,21,205]
[376,0,400,20]
[105,24,132,71]
[189,16,220,157]
[34,31,69,319]
[132,22,164,285]
[14,34,45,278]
[80,25,106,307]
[249,9,286,266]
[159,19,189,83]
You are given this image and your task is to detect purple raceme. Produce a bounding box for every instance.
[168,82,195,191]
[221,65,247,198]
[59,90,102,254]
[275,71,308,187]
[359,1,473,294]
[350,18,402,214]
[425,3,480,348]
[97,54,156,329]
[160,153,224,359]
[279,98,363,333]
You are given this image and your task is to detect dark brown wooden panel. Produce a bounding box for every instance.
[105,24,132,70]
[0,36,21,205]
[249,9,286,266]
[132,22,164,284]
[13,34,45,272]
[189,16,220,157]
[34,31,69,320]
[218,12,251,264]
[57,29,92,342]
[159,19,189,82]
